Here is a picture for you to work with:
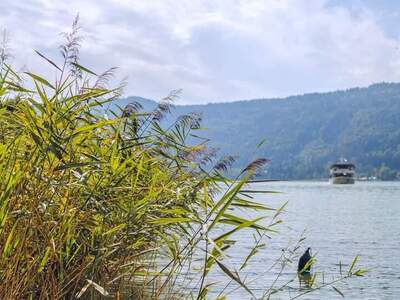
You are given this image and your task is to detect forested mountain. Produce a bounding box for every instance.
[117,83,400,180]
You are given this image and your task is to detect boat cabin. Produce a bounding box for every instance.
[329,162,356,184]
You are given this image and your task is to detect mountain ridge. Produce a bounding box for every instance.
[127,82,399,106]
[116,82,400,180]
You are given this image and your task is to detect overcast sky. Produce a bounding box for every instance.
[1,0,400,104]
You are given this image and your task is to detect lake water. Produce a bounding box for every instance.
[206,181,400,299]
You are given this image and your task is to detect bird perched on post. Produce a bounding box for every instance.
[298,247,312,273]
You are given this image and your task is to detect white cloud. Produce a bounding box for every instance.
[0,0,399,103]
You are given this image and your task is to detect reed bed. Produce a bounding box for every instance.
[0,20,277,299]
[0,19,365,299]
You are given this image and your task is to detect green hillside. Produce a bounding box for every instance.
[117,83,400,180]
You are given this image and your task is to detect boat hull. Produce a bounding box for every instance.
[330,177,355,184]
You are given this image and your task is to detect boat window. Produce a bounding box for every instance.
[332,173,354,177]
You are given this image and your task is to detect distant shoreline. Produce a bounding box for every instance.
[247,178,397,183]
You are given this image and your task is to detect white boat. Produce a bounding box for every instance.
[329,159,356,184]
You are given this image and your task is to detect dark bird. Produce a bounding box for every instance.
[298,247,312,273]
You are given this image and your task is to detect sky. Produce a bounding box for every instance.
[1,0,400,104]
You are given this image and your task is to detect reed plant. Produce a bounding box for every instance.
[0,19,365,299]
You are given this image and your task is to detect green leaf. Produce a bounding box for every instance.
[2,222,17,258]
[332,286,345,297]
[348,255,359,274]
[34,50,62,71]
[150,217,192,225]
[38,246,51,273]
[103,224,126,236]
[240,243,265,270]
[5,81,34,93]
[354,269,368,276]
[239,189,279,194]
[272,201,288,220]
[299,257,316,273]
[55,162,98,171]
[214,217,265,243]
[208,174,251,231]
[232,198,274,210]
[216,260,255,297]
[25,72,55,89]
[71,62,98,76]
[70,119,118,138]
[197,282,217,300]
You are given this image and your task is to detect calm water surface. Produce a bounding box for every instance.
[207,181,400,299]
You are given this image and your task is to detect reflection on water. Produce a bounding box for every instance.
[298,272,313,289]
[207,181,400,299]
